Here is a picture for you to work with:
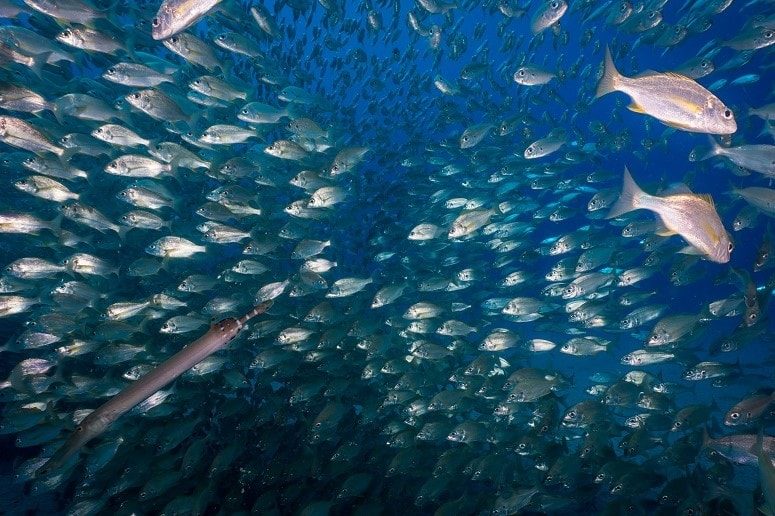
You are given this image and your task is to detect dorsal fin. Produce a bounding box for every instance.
[699,194,715,207]
[635,69,661,78]
[661,183,693,196]
[663,71,693,81]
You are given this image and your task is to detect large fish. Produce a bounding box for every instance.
[596,47,737,134]
[607,167,732,263]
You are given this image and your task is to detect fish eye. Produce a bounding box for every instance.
[241,109,249,114]
[152,17,160,27]
[218,34,226,41]
[729,412,739,419]
[170,36,178,43]
[568,410,576,418]
[723,109,732,118]
[727,242,734,252]
[765,30,773,38]
[701,60,709,68]
[550,1,559,8]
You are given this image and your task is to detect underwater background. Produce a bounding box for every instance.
[0,0,773,514]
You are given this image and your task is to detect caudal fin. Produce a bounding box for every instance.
[595,46,621,99]
[699,136,723,161]
[606,166,645,219]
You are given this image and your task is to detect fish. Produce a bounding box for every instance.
[724,391,775,426]
[459,122,494,149]
[0,0,770,513]
[152,0,223,40]
[37,301,271,475]
[607,167,732,263]
[596,47,737,134]
[513,66,556,86]
[531,0,568,34]
[524,129,567,159]
[701,138,775,177]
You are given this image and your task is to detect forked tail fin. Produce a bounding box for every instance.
[606,167,646,219]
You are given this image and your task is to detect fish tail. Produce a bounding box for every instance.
[29,51,50,80]
[606,166,645,219]
[47,214,63,235]
[700,136,723,161]
[595,46,620,99]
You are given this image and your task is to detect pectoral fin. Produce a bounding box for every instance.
[627,102,647,114]
[678,245,704,256]
[662,119,694,130]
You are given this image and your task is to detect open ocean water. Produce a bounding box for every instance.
[0,0,773,514]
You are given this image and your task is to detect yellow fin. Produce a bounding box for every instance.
[699,193,716,208]
[662,119,694,130]
[627,102,646,114]
[655,228,678,237]
[678,245,704,256]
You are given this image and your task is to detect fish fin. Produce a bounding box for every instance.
[595,46,621,99]
[58,147,75,167]
[663,71,693,81]
[661,119,695,131]
[701,427,711,449]
[678,245,704,256]
[116,225,131,241]
[699,136,723,161]
[47,214,63,235]
[697,195,716,211]
[606,166,645,219]
[634,69,660,78]
[29,51,51,80]
[655,227,678,237]
[627,102,646,114]
[661,183,694,196]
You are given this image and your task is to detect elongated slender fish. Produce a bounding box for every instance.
[37,301,272,475]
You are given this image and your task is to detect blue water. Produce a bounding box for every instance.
[0,0,773,514]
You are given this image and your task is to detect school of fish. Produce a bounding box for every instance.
[0,0,774,514]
